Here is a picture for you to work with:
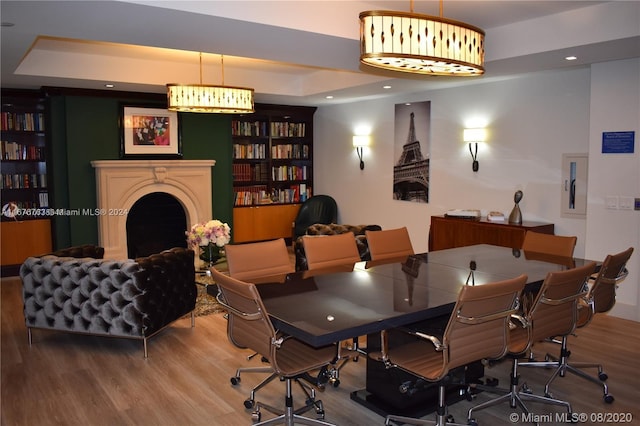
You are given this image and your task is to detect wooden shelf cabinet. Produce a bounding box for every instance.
[1,89,50,212]
[232,104,315,206]
[232,104,314,243]
[233,204,300,243]
[1,89,53,274]
[428,215,554,251]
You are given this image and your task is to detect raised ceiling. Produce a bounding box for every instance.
[1,1,639,106]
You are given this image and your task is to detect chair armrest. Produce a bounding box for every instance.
[216,292,263,321]
[509,313,528,330]
[412,330,445,351]
[374,328,446,367]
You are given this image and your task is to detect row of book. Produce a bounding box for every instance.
[231,120,268,137]
[271,122,306,137]
[233,185,268,206]
[271,144,310,159]
[233,184,311,206]
[2,141,46,160]
[1,112,45,132]
[232,143,267,159]
[272,165,309,181]
[231,120,308,138]
[274,184,311,204]
[232,163,269,182]
[1,173,48,189]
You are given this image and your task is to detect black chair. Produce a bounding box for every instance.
[292,195,338,241]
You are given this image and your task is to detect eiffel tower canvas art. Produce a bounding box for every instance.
[393,102,430,203]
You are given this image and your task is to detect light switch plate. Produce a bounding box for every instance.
[619,196,634,210]
[605,196,618,210]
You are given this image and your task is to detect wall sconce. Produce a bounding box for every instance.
[353,135,370,170]
[463,128,487,172]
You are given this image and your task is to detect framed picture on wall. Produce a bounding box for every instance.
[120,105,182,158]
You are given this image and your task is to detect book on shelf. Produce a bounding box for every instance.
[231,120,267,136]
[271,165,309,181]
[1,112,45,132]
[1,173,47,189]
[233,185,269,206]
[39,192,49,208]
[1,141,45,160]
[270,121,306,137]
[232,163,269,182]
[271,143,310,159]
[233,143,266,159]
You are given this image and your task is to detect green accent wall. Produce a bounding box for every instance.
[49,94,232,250]
[179,112,233,224]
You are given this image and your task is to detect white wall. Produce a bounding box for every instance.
[585,58,640,321]
[313,61,640,321]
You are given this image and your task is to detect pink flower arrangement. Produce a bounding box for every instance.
[186,219,231,248]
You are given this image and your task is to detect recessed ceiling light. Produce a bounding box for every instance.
[383,85,391,89]
[325,95,333,99]
[105,84,115,88]
[565,56,578,61]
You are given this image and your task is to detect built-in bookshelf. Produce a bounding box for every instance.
[231,104,315,207]
[231,104,316,243]
[1,90,51,214]
[1,89,53,274]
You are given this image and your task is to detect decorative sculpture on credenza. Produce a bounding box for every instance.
[509,190,523,224]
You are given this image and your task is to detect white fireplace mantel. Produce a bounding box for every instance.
[91,159,215,260]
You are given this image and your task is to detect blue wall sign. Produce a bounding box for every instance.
[602,131,635,154]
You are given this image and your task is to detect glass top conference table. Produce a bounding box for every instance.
[251,244,592,416]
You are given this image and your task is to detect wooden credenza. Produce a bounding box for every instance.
[428,215,554,251]
[233,204,300,243]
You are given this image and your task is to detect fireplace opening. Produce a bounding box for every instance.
[126,192,187,258]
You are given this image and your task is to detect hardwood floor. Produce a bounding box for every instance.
[2,275,639,426]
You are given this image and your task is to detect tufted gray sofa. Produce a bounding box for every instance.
[20,246,196,358]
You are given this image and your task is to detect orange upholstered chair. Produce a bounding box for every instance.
[365,226,415,262]
[301,232,360,271]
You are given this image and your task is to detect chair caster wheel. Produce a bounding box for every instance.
[446,415,455,423]
[230,376,240,386]
[244,399,254,409]
[468,419,479,426]
[604,394,614,404]
[332,379,340,388]
[599,372,608,381]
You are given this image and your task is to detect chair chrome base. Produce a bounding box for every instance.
[519,336,612,402]
[468,357,572,426]
[385,384,469,426]
[252,376,336,426]
[327,339,363,388]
